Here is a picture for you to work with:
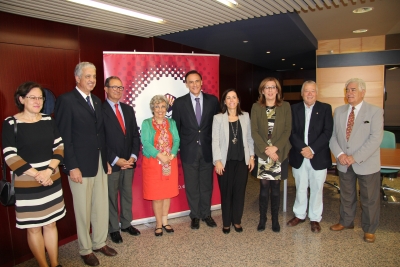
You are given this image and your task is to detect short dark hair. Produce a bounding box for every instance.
[257,77,283,107]
[220,89,243,116]
[14,82,44,112]
[184,70,202,82]
[104,76,122,87]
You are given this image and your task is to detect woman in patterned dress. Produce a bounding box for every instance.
[2,82,65,267]
[251,77,292,233]
[141,95,180,236]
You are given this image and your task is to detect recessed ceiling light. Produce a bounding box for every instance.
[292,64,295,66]
[243,40,248,43]
[266,51,271,54]
[216,0,238,7]
[282,59,285,61]
[353,29,368,33]
[353,7,373,14]
[67,0,163,23]
[300,68,303,70]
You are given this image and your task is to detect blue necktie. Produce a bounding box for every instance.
[195,98,201,126]
[86,96,95,113]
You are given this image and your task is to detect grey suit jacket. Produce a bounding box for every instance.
[330,101,383,175]
[212,112,254,167]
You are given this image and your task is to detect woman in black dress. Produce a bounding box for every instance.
[2,82,65,267]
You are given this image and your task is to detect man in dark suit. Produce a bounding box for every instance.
[330,78,383,243]
[54,62,116,266]
[172,70,220,229]
[102,76,141,244]
[287,81,333,233]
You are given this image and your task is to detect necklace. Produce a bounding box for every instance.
[230,120,238,144]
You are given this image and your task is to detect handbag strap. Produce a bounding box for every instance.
[1,117,17,191]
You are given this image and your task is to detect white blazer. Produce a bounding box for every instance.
[212,112,254,167]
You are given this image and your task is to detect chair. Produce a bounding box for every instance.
[380,131,400,201]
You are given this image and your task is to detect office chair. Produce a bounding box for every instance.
[380,131,400,201]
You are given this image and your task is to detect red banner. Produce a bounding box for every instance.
[103,52,220,222]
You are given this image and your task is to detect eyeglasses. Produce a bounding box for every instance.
[24,96,45,101]
[264,86,277,91]
[108,86,124,91]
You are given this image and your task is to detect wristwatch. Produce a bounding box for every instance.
[47,166,56,174]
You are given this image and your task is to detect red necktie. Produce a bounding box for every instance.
[115,103,126,135]
[346,107,355,141]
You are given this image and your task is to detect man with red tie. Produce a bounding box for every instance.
[329,78,383,243]
[103,76,141,244]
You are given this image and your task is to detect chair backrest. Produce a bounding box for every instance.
[380,131,396,148]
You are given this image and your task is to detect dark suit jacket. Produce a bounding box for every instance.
[102,101,140,172]
[289,101,333,170]
[54,88,108,177]
[172,92,219,164]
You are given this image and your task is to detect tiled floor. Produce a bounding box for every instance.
[17,169,400,267]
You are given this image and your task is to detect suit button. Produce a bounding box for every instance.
[347,147,349,149]
[197,141,199,143]
[199,130,201,132]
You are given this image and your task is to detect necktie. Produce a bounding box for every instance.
[86,96,95,114]
[346,106,355,141]
[115,103,126,135]
[195,98,201,126]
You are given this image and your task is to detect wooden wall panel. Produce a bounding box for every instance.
[317,65,384,111]
[316,39,340,55]
[340,38,362,53]
[362,35,385,52]
[0,12,79,50]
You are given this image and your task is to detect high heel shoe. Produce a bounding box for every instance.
[222,227,230,234]
[162,224,174,233]
[154,228,163,237]
[233,224,243,233]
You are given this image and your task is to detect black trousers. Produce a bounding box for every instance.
[218,160,248,227]
[182,146,214,219]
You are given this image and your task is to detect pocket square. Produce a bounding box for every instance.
[364,121,369,124]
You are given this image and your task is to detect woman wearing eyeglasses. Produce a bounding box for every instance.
[251,77,292,233]
[141,95,180,236]
[2,82,65,267]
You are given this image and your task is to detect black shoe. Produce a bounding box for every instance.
[109,231,123,244]
[222,227,230,234]
[121,225,141,236]
[202,216,217,227]
[233,224,243,233]
[191,218,200,229]
[154,228,163,237]
[162,224,174,233]
[272,220,280,232]
[257,217,266,232]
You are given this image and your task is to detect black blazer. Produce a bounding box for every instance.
[289,101,333,170]
[172,92,219,164]
[102,101,140,172]
[54,88,108,177]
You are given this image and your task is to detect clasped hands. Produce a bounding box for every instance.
[338,154,355,167]
[301,146,314,159]
[34,169,54,186]
[116,157,136,170]
[157,152,174,165]
[265,146,279,162]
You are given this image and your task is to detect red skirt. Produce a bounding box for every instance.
[142,156,178,200]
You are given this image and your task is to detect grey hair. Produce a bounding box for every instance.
[345,78,366,91]
[301,80,318,95]
[150,95,169,111]
[74,62,96,77]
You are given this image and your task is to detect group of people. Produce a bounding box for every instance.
[1,60,384,267]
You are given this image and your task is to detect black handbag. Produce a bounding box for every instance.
[0,117,17,206]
